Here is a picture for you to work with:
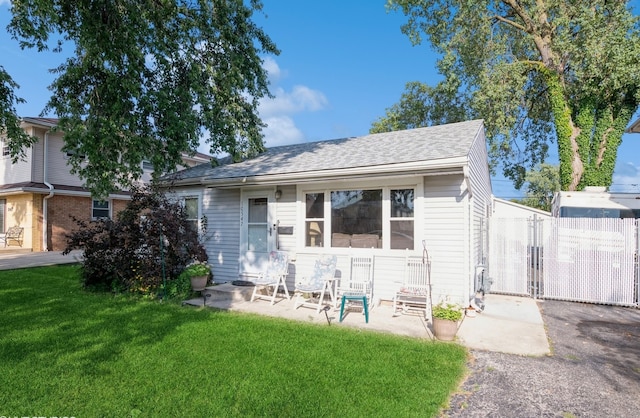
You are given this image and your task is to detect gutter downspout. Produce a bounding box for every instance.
[463,165,474,303]
[43,131,55,251]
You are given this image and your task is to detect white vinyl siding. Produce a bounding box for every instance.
[203,188,240,282]
[467,129,493,298]
[0,132,36,185]
[47,133,87,187]
[423,175,468,304]
[274,185,297,254]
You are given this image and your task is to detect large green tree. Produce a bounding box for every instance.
[377,0,640,191]
[513,163,560,211]
[4,0,278,198]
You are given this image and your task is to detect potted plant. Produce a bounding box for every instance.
[432,302,463,341]
[182,261,212,292]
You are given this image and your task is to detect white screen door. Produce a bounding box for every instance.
[241,190,276,274]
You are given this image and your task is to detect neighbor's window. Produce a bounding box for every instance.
[142,160,154,171]
[331,189,382,248]
[305,193,324,247]
[390,189,414,250]
[92,200,110,219]
[184,197,199,233]
[1,137,8,157]
[65,148,86,160]
[0,199,5,232]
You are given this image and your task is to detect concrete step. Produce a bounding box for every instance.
[203,282,254,302]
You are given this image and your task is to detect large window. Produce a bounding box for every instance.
[331,189,382,248]
[305,187,415,250]
[92,200,110,219]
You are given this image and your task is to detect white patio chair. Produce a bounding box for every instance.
[293,254,338,313]
[392,255,431,319]
[337,254,374,323]
[250,251,291,305]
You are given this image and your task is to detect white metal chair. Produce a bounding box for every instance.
[293,254,338,313]
[393,255,431,319]
[337,255,374,323]
[250,251,291,305]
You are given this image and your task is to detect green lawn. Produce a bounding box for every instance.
[0,265,467,417]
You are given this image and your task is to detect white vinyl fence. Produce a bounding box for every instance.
[488,217,639,307]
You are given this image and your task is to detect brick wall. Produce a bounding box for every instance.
[47,196,129,251]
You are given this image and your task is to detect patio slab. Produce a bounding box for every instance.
[184,285,551,356]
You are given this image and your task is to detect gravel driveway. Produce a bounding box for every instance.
[443,299,640,417]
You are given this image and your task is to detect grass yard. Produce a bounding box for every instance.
[0,265,467,417]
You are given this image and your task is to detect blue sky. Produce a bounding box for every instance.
[2,1,640,198]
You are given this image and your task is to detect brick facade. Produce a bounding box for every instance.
[47,195,129,251]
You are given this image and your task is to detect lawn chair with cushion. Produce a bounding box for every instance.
[250,251,291,305]
[337,255,374,323]
[293,254,338,313]
[393,255,431,319]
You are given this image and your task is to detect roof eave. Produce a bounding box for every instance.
[196,157,469,188]
[625,117,640,133]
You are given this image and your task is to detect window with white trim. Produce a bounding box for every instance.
[92,200,110,219]
[305,193,324,247]
[389,189,414,250]
[184,197,199,234]
[1,137,9,157]
[304,186,415,250]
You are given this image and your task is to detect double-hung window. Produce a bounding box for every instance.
[389,189,415,249]
[92,200,110,219]
[184,197,199,234]
[304,186,415,250]
[1,137,9,157]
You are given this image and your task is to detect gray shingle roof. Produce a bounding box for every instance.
[165,119,484,183]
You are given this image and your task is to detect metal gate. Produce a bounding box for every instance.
[487,217,639,307]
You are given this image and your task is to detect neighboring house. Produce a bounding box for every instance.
[0,117,210,251]
[551,187,640,218]
[493,198,551,220]
[626,116,640,133]
[163,119,492,306]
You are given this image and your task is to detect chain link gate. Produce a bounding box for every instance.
[488,216,639,307]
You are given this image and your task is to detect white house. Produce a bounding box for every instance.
[163,120,493,306]
[493,197,551,220]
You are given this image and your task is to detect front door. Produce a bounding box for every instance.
[240,190,276,275]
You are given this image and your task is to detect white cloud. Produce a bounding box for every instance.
[262,116,305,147]
[262,56,284,83]
[197,58,328,154]
[611,162,640,193]
[257,58,328,147]
[259,85,328,118]
[0,0,11,6]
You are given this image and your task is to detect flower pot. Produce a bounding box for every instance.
[432,317,459,341]
[190,275,209,292]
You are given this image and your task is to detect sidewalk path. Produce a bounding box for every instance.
[0,250,83,270]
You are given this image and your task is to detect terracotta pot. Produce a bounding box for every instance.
[190,275,209,291]
[432,317,459,341]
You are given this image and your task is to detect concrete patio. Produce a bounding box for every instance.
[183,283,551,356]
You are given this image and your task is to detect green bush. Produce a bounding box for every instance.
[63,184,207,295]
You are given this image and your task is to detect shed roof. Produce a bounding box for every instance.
[165,119,485,186]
